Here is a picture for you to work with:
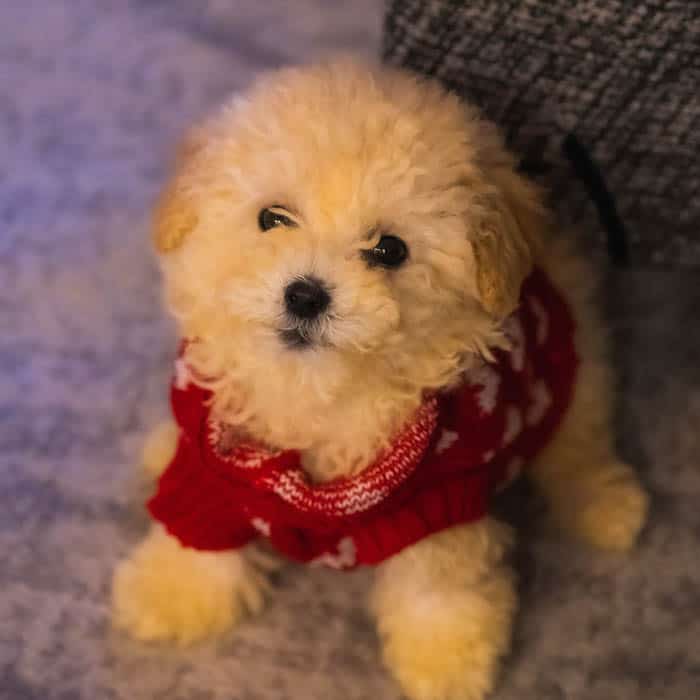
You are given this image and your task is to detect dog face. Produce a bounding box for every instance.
[154,61,545,447]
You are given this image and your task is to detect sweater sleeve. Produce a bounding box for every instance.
[148,419,257,552]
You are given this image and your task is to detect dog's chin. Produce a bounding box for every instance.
[278,326,329,351]
[279,327,314,350]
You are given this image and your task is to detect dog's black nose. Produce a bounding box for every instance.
[284,277,331,320]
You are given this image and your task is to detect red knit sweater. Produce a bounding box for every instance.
[148,268,578,570]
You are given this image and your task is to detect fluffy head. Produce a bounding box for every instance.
[153,60,548,480]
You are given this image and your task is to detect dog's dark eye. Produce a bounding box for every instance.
[362,235,409,269]
[258,206,296,232]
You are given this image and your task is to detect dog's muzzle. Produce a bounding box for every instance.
[280,276,331,349]
[284,277,330,320]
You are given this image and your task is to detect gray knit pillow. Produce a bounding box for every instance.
[383,0,700,266]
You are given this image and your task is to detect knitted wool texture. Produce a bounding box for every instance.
[148,268,578,569]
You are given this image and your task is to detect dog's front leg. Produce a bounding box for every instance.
[371,518,516,700]
[112,525,274,644]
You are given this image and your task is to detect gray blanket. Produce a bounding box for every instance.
[2,2,699,699]
[384,0,700,267]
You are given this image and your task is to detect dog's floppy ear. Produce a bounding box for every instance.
[152,127,207,253]
[471,156,548,317]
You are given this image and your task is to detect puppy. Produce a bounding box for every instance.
[113,60,648,700]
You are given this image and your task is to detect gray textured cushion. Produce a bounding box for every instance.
[383,0,700,266]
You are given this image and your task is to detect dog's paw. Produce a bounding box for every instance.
[112,526,269,644]
[569,466,649,552]
[377,574,515,700]
[577,468,649,552]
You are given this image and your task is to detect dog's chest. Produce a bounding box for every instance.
[286,394,424,484]
[299,432,396,484]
